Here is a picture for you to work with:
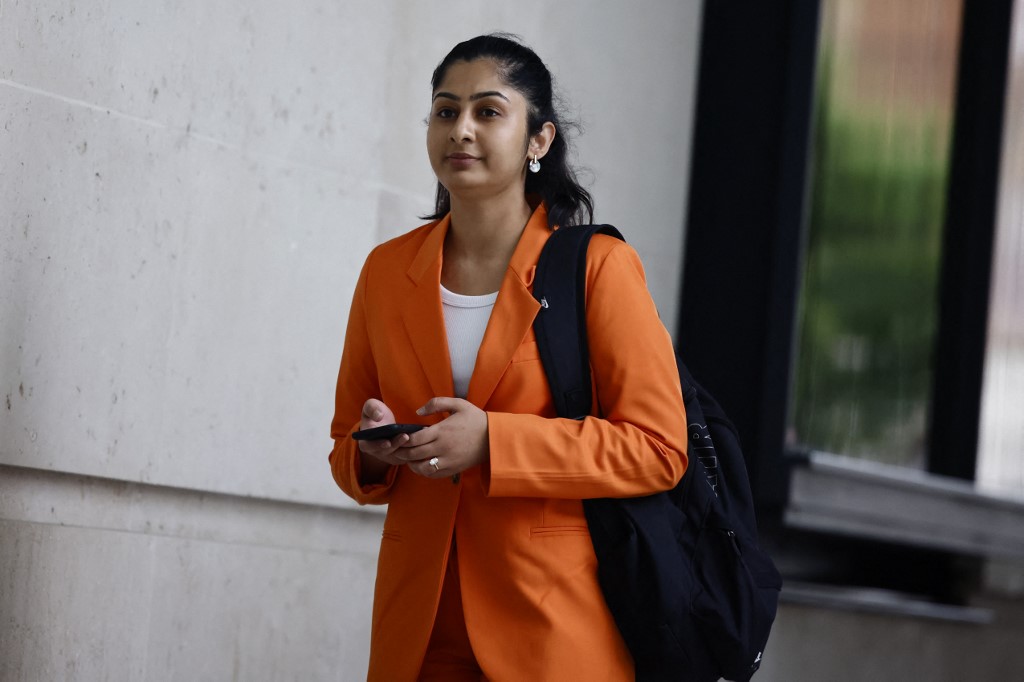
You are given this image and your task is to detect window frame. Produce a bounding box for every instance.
[679,0,1024,581]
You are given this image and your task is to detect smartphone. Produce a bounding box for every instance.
[351,423,424,441]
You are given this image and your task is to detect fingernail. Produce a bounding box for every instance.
[416,406,425,416]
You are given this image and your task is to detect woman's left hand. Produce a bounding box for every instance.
[398,397,489,478]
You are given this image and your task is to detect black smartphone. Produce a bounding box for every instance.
[351,423,424,441]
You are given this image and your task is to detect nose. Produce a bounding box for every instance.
[450,111,474,142]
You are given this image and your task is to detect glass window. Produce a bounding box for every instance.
[789,0,964,467]
[977,0,1024,498]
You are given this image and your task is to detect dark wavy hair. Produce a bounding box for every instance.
[422,33,594,229]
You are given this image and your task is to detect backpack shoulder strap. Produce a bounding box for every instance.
[532,224,624,419]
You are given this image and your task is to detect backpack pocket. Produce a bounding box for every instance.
[689,522,781,681]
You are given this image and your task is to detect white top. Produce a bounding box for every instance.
[440,284,499,399]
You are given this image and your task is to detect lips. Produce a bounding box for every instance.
[446,152,480,169]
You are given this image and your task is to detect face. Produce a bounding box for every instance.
[427,59,549,201]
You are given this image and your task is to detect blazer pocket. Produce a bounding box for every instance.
[531,498,590,537]
[530,525,591,537]
[511,340,541,363]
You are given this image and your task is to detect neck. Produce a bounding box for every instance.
[445,187,533,260]
[439,186,534,295]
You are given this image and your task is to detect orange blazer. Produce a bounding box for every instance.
[329,203,688,681]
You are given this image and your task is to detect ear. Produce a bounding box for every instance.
[528,121,556,160]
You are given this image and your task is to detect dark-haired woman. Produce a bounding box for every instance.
[329,34,687,681]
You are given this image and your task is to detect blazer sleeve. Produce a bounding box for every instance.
[485,238,689,499]
[328,249,398,505]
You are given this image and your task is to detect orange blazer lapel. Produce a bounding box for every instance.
[401,215,455,401]
[466,205,551,408]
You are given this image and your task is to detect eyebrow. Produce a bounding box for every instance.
[432,90,511,103]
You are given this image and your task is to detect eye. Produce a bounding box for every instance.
[476,102,507,119]
[434,107,456,119]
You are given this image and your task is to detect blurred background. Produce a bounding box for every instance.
[2,0,1022,679]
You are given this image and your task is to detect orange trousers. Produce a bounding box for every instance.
[418,543,487,681]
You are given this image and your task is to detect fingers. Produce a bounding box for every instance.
[357,432,414,463]
[363,426,437,463]
[358,432,407,453]
[417,396,465,417]
[404,398,489,479]
[409,454,445,479]
[356,396,482,479]
[361,437,442,478]
[357,398,399,459]
[361,398,388,423]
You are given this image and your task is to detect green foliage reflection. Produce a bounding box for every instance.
[792,70,949,466]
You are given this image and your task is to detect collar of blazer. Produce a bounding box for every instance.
[401,203,550,408]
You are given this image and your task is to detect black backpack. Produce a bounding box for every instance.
[532,224,782,682]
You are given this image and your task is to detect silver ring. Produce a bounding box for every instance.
[429,457,439,472]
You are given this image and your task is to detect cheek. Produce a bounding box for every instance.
[426,128,444,166]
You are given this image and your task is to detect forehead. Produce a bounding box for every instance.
[433,59,519,100]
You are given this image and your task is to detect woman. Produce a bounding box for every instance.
[329,34,688,681]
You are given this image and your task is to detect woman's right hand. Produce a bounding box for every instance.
[357,398,413,467]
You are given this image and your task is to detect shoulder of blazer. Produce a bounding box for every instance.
[583,232,646,285]
[371,220,440,258]
[361,219,443,281]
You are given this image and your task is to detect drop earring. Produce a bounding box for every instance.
[529,155,541,173]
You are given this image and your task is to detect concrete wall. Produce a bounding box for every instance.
[0,1,702,679]
[760,593,1024,682]
[0,464,383,681]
